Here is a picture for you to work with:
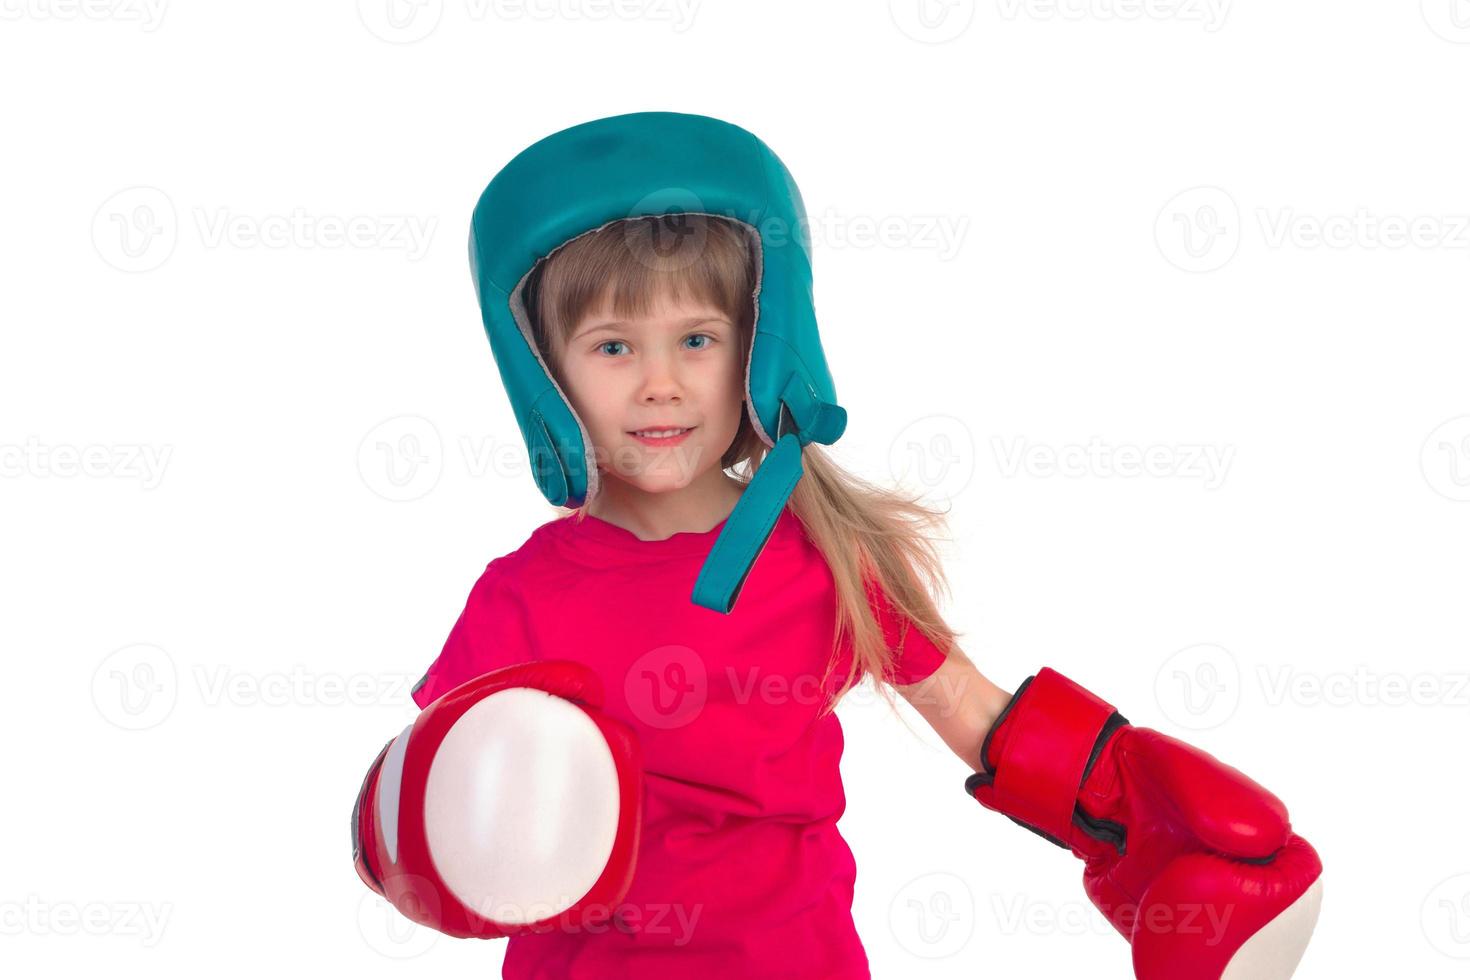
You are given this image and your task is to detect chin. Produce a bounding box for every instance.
[631,475,696,494]
[620,445,710,487]
[599,468,690,495]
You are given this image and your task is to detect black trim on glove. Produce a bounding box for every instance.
[962,675,1132,856]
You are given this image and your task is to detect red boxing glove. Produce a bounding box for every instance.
[966,668,1323,980]
[352,660,643,939]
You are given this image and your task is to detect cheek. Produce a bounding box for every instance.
[577,385,625,435]
[558,362,601,431]
[722,356,747,411]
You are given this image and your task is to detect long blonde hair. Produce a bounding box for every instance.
[525,213,960,717]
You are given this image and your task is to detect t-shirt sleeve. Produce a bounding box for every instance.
[411,559,537,710]
[867,579,951,687]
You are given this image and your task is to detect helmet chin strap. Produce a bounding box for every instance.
[691,379,846,614]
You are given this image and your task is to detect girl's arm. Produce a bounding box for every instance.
[892,647,1013,772]
[895,654,1324,978]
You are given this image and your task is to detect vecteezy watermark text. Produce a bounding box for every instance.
[0,438,172,489]
[992,436,1235,489]
[93,187,437,272]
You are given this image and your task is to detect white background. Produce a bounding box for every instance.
[2,1,1468,977]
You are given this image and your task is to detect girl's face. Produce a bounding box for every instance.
[556,288,746,496]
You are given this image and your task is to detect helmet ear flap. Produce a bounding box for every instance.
[520,261,553,369]
[528,410,573,508]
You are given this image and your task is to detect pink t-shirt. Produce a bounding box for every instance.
[411,506,947,979]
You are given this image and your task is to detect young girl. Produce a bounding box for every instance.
[356,112,1322,980]
[412,213,1008,976]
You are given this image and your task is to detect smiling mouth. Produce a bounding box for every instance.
[629,426,695,437]
[629,426,696,444]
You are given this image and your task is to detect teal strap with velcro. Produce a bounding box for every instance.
[691,431,805,614]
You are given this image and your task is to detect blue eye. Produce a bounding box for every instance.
[599,341,628,357]
[685,334,713,350]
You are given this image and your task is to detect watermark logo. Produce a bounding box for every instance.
[888,871,975,958]
[1156,652,1470,722]
[1155,186,1240,273]
[1422,872,1470,959]
[889,0,976,43]
[1422,0,1470,43]
[622,196,712,274]
[1158,186,1470,272]
[91,643,179,731]
[357,0,444,42]
[358,415,444,502]
[624,645,707,730]
[92,645,416,729]
[191,665,416,709]
[355,416,716,504]
[616,188,968,263]
[1421,415,1470,502]
[889,414,978,502]
[357,880,441,958]
[93,186,177,273]
[1153,643,1241,730]
[92,187,436,271]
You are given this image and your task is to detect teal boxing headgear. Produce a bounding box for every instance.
[469,111,847,614]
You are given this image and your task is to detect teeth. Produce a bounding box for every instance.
[635,428,687,438]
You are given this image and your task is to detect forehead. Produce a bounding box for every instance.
[576,290,733,331]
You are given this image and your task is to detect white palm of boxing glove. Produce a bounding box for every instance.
[352,660,643,939]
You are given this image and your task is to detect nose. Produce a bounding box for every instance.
[638,349,684,405]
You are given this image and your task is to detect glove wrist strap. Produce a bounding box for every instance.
[978,667,1118,843]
